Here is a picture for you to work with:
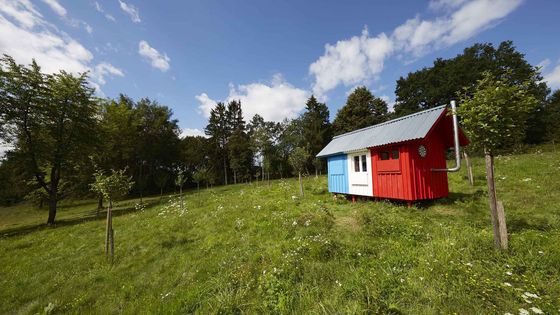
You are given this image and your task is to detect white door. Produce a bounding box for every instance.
[347,151,373,196]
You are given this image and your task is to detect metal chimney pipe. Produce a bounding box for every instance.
[432,100,461,172]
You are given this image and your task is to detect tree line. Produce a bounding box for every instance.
[1,40,560,225]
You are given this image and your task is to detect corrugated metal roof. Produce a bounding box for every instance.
[317,105,447,157]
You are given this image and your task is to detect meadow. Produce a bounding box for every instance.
[1,146,559,314]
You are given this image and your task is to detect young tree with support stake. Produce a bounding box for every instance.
[458,71,538,250]
[289,147,310,197]
[90,168,134,262]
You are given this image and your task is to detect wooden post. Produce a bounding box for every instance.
[485,152,507,249]
[497,201,508,249]
[464,151,474,186]
[299,172,304,197]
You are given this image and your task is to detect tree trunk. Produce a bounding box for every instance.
[315,167,318,179]
[139,162,143,204]
[160,187,163,201]
[223,156,228,185]
[299,172,304,197]
[47,196,57,225]
[485,151,507,249]
[464,151,474,186]
[496,201,508,249]
[234,170,237,185]
[97,196,103,217]
[267,172,270,187]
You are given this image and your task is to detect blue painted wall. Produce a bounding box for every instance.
[327,154,348,194]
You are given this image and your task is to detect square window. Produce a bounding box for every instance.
[354,156,360,172]
[380,151,390,160]
[392,150,399,160]
[361,155,367,172]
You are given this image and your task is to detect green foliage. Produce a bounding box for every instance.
[0,55,99,223]
[90,168,134,203]
[543,90,560,142]
[301,95,332,167]
[394,41,548,118]
[457,71,539,154]
[332,86,388,135]
[288,147,310,175]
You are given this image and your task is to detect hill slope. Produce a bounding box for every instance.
[1,147,559,314]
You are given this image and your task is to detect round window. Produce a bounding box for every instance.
[418,145,427,158]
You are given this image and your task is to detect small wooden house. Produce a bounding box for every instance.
[317,104,469,204]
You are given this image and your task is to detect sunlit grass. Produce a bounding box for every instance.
[1,146,559,314]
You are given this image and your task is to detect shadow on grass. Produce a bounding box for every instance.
[0,200,160,238]
[507,217,552,233]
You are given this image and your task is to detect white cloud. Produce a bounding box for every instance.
[0,1,122,93]
[394,0,523,57]
[543,63,560,90]
[93,1,115,21]
[309,27,393,96]
[180,128,207,138]
[90,62,124,85]
[196,74,310,122]
[195,93,217,119]
[309,0,523,96]
[41,0,66,17]
[118,0,140,23]
[138,40,170,72]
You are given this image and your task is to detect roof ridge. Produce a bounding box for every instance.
[332,104,447,139]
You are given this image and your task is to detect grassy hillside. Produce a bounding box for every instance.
[1,146,559,314]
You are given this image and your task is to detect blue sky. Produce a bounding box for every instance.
[1,0,560,140]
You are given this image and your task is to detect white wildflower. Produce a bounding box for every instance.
[400,278,404,283]
[465,262,473,267]
[503,282,512,287]
[538,251,544,255]
[522,178,532,182]
[519,308,529,315]
[506,271,512,276]
[292,221,297,226]
[530,307,543,314]
[524,292,540,299]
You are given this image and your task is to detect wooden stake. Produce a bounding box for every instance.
[464,151,474,186]
[485,152,506,249]
[497,201,508,249]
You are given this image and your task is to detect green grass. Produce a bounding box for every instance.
[1,146,559,314]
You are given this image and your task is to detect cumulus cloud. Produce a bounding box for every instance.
[118,0,140,23]
[180,128,207,138]
[309,0,523,96]
[41,0,66,17]
[196,74,310,122]
[309,28,393,96]
[0,0,122,93]
[138,40,170,72]
[195,93,217,119]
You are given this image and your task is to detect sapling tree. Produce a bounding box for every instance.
[175,170,187,210]
[154,169,170,201]
[458,71,538,250]
[90,168,134,261]
[289,147,310,197]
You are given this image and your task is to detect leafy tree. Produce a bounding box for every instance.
[458,71,539,250]
[248,114,281,182]
[301,95,332,175]
[289,147,310,197]
[192,167,210,191]
[0,56,99,225]
[544,90,560,142]
[393,41,548,143]
[90,168,134,261]
[332,86,388,135]
[228,127,252,184]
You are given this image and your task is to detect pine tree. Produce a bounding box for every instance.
[301,95,332,175]
[205,102,230,185]
[332,86,388,135]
